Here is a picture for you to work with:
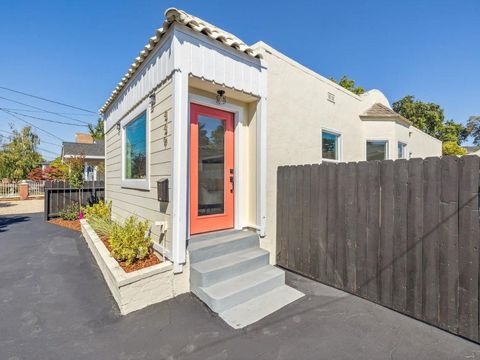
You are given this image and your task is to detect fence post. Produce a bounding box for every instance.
[19,181,29,200]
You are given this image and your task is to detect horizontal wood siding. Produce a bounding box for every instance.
[105,79,173,254]
[276,156,480,343]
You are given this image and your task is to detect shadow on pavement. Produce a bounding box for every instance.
[0,215,31,232]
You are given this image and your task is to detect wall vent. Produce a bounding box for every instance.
[327,92,335,103]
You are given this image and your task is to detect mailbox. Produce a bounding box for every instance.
[157,179,169,202]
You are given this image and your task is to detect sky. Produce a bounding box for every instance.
[0,0,479,160]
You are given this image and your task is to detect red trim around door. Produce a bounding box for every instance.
[190,103,234,235]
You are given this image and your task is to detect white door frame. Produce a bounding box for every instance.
[188,93,245,235]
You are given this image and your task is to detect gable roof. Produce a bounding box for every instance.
[100,8,262,114]
[360,103,412,125]
[62,141,105,158]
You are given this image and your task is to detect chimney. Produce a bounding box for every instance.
[75,133,94,144]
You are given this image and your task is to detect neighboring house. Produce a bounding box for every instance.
[62,133,105,181]
[100,8,441,317]
[39,161,51,171]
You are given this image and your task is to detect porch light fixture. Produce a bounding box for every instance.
[216,90,226,105]
[116,121,121,132]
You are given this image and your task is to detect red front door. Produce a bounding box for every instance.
[190,103,234,235]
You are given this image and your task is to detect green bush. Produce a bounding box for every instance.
[82,200,111,221]
[109,216,151,265]
[88,216,115,237]
[59,202,80,221]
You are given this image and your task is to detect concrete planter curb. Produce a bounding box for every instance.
[80,219,175,315]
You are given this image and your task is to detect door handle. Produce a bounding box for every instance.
[229,169,234,193]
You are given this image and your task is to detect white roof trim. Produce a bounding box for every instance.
[100,8,262,114]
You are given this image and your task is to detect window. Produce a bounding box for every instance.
[366,140,388,161]
[398,142,407,159]
[124,112,147,180]
[322,131,340,161]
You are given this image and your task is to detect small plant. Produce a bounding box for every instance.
[82,201,111,221]
[89,216,115,237]
[109,216,151,265]
[59,202,80,221]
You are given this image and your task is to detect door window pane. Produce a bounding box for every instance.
[125,112,147,179]
[398,142,407,159]
[322,131,340,160]
[366,140,388,161]
[198,116,225,216]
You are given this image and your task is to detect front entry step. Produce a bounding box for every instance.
[188,230,304,328]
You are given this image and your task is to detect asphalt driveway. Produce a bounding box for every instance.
[1,213,479,360]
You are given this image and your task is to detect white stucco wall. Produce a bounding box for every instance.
[253,42,442,262]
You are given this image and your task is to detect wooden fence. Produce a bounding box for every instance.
[44,181,105,220]
[276,156,480,343]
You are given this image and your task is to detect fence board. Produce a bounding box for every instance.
[458,156,479,341]
[276,155,480,344]
[380,160,394,307]
[393,160,408,313]
[345,162,357,292]
[366,161,380,302]
[356,162,369,297]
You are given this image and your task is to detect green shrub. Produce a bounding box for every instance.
[88,216,115,237]
[59,202,80,221]
[109,216,151,265]
[82,200,111,221]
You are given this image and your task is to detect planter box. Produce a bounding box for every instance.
[80,219,175,315]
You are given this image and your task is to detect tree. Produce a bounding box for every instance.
[0,126,43,181]
[49,156,69,178]
[439,120,469,145]
[88,118,105,140]
[393,96,469,155]
[443,141,467,156]
[27,167,45,181]
[392,96,445,138]
[466,115,480,145]
[65,155,85,188]
[330,75,365,95]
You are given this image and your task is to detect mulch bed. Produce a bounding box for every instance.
[48,218,81,232]
[99,235,161,273]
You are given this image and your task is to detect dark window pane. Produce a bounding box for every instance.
[322,131,338,160]
[398,142,406,159]
[198,116,225,216]
[125,112,147,179]
[367,140,387,161]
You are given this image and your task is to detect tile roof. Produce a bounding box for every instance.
[62,141,105,158]
[360,103,411,125]
[100,8,262,114]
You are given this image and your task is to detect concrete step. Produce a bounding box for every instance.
[220,285,305,329]
[191,248,270,288]
[189,229,241,243]
[188,231,258,263]
[193,266,285,313]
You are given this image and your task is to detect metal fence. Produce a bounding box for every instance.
[27,181,45,197]
[0,182,19,198]
[44,181,105,220]
[276,156,480,343]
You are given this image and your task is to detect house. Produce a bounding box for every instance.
[61,133,105,181]
[100,8,441,324]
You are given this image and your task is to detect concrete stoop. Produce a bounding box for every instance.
[188,230,304,329]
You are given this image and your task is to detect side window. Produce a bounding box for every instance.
[366,140,388,161]
[322,131,340,161]
[398,142,407,159]
[124,112,147,180]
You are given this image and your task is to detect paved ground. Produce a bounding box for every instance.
[0,198,43,215]
[1,213,480,360]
